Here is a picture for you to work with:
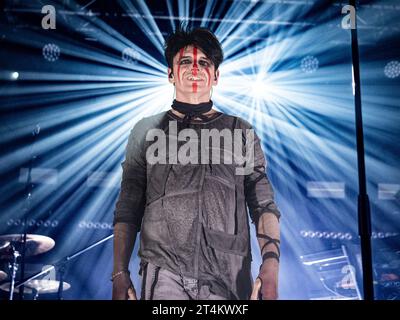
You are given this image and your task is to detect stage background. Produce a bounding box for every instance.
[0,0,399,300]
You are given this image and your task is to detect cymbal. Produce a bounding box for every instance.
[0,234,55,258]
[0,280,71,294]
[0,282,34,294]
[0,270,7,281]
[0,240,9,250]
[26,279,71,293]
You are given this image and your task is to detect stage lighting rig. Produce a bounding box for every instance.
[384,61,400,79]
[301,55,319,74]
[42,43,60,62]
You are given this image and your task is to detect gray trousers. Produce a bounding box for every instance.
[140,262,227,300]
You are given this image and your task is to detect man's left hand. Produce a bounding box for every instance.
[250,259,279,300]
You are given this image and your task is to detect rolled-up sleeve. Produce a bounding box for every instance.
[244,129,281,224]
[113,121,147,231]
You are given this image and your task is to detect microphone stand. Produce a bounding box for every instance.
[14,234,113,300]
[57,263,66,300]
[13,125,41,300]
[8,245,20,300]
[350,0,374,300]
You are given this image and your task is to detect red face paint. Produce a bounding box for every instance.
[192,47,198,75]
[192,47,198,93]
[176,48,184,83]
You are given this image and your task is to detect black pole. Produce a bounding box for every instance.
[57,264,66,300]
[349,0,374,300]
[18,125,40,300]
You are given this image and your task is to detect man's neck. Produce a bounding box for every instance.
[171,97,216,119]
[171,108,216,119]
[175,97,207,104]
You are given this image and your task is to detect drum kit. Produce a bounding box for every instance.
[0,234,71,300]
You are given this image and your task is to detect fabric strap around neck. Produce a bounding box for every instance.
[171,99,213,116]
[171,99,213,125]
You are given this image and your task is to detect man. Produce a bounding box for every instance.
[112,26,281,300]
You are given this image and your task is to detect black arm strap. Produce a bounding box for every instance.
[255,204,281,222]
[257,233,281,258]
[261,251,280,263]
[246,165,266,188]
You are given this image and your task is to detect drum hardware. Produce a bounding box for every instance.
[0,234,55,300]
[0,279,71,300]
[0,240,10,251]
[0,270,7,282]
[12,234,114,300]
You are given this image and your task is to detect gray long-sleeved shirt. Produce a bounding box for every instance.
[114,110,280,299]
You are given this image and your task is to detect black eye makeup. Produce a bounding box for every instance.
[199,60,210,67]
[177,57,212,67]
[179,58,191,65]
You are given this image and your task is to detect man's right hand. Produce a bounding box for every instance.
[112,272,137,300]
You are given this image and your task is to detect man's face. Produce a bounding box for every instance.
[168,45,219,99]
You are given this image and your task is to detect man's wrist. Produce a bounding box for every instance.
[111,270,130,282]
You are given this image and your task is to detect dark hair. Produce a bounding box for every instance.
[164,24,224,71]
